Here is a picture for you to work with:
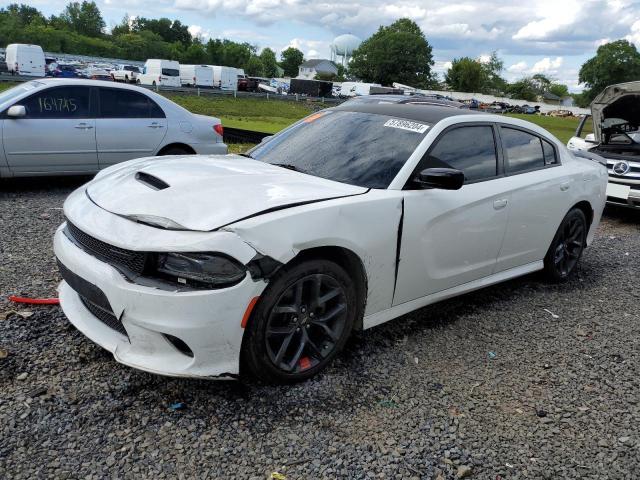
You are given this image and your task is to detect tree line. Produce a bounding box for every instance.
[2,3,640,105]
[0,2,307,77]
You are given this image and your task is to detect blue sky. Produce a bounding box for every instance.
[28,0,640,92]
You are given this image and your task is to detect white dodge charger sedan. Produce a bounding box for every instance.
[0,79,226,177]
[54,104,607,383]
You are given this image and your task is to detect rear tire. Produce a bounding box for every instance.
[159,146,190,156]
[242,259,356,384]
[543,208,587,282]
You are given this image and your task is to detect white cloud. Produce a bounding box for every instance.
[625,20,640,47]
[188,24,210,39]
[530,56,563,74]
[507,61,528,73]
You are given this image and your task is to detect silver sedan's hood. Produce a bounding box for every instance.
[87,155,367,231]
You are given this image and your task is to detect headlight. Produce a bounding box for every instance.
[155,252,246,288]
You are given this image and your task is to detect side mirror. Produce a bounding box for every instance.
[414,167,464,190]
[7,105,26,118]
[260,135,273,144]
[584,133,596,143]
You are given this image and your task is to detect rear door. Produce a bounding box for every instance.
[494,126,572,271]
[96,87,167,168]
[2,85,97,174]
[394,124,511,304]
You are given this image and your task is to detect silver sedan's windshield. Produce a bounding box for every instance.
[248,110,430,189]
[0,81,43,107]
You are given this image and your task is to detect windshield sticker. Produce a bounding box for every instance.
[384,119,429,133]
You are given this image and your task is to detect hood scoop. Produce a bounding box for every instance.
[135,171,170,190]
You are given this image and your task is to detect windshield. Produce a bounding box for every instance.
[248,110,429,189]
[0,81,43,106]
[162,68,179,77]
[125,66,140,72]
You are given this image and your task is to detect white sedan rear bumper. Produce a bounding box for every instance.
[54,225,264,378]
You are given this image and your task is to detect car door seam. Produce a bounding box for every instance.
[391,197,404,302]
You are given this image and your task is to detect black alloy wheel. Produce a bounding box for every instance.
[544,208,587,281]
[242,259,357,383]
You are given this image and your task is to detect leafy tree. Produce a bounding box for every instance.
[260,47,278,77]
[182,40,207,64]
[59,1,105,37]
[111,15,131,37]
[548,83,569,98]
[481,51,507,93]
[245,55,264,76]
[3,3,46,26]
[445,57,485,92]
[579,39,640,103]
[506,77,538,101]
[349,18,434,87]
[206,39,224,64]
[280,46,304,77]
[531,74,552,93]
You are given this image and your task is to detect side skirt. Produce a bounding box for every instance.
[362,260,543,330]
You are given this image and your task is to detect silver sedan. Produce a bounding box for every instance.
[0,79,227,177]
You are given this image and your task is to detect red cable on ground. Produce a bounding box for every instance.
[8,296,60,305]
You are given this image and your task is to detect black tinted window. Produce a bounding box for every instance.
[162,68,179,77]
[422,126,498,183]
[502,128,545,173]
[248,110,429,188]
[99,89,164,118]
[21,86,90,119]
[542,139,557,165]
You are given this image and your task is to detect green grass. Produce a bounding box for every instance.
[163,94,316,133]
[505,114,591,144]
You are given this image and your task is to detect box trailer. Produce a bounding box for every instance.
[211,66,237,90]
[289,78,333,97]
[180,64,213,87]
[5,44,45,77]
[339,82,383,97]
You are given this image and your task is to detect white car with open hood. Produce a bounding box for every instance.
[55,104,607,383]
[567,81,640,208]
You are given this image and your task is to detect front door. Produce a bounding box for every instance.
[2,85,97,174]
[393,124,510,305]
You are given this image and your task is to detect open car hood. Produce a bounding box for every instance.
[591,81,640,143]
[87,155,368,231]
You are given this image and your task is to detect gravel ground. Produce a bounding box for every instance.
[1,177,639,479]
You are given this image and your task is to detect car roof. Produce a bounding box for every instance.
[333,102,483,124]
[29,78,147,91]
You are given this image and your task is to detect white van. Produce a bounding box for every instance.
[339,82,382,97]
[5,44,45,77]
[180,64,213,87]
[137,59,181,87]
[211,66,237,90]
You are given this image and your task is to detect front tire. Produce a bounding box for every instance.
[242,259,356,384]
[544,208,587,281]
[159,146,190,155]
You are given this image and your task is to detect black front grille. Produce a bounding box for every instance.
[79,295,127,337]
[66,222,147,275]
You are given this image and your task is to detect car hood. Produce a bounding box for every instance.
[86,155,368,231]
[591,81,640,142]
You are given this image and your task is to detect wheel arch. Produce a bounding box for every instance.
[156,143,196,155]
[287,246,368,331]
[571,200,594,229]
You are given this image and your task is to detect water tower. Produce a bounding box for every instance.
[330,34,362,67]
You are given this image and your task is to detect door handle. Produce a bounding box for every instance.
[493,198,508,210]
[74,123,93,130]
[148,123,164,129]
[560,182,570,191]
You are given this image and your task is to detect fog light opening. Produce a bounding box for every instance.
[164,334,194,358]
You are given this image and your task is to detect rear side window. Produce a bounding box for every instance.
[502,128,547,173]
[542,139,557,165]
[99,89,165,118]
[20,86,90,119]
[162,68,179,77]
[420,125,498,183]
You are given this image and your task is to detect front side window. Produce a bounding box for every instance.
[99,89,165,118]
[420,125,498,183]
[502,127,546,174]
[248,110,429,189]
[20,86,90,119]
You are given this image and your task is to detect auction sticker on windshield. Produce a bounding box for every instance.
[384,119,430,133]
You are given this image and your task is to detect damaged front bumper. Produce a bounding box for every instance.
[54,189,268,378]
